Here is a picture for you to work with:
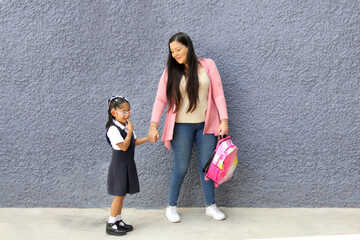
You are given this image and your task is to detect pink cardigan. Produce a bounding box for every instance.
[151,58,228,150]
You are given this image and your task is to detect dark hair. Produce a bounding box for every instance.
[166,32,199,113]
[106,96,130,129]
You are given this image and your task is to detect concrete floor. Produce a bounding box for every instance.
[0,208,359,240]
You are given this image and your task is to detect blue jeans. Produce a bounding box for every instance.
[169,122,217,206]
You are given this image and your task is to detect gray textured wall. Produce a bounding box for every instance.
[1,0,359,208]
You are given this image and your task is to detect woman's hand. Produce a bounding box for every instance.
[218,119,229,136]
[147,122,159,143]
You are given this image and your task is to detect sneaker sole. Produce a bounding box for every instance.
[206,212,226,221]
[166,216,181,223]
[171,219,181,223]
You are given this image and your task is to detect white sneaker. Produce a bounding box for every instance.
[166,206,181,223]
[206,204,226,220]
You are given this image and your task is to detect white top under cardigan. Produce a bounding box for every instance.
[107,120,137,150]
[175,67,210,123]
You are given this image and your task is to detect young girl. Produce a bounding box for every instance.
[105,96,148,236]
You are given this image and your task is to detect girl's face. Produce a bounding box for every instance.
[111,102,131,125]
[169,41,188,66]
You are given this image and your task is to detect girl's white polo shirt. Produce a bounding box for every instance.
[107,120,137,150]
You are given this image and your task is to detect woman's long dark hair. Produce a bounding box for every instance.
[166,32,199,113]
[106,96,129,129]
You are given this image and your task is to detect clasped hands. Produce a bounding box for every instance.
[147,128,159,143]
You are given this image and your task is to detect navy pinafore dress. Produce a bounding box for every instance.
[106,124,140,196]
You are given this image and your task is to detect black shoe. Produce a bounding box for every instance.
[106,222,127,236]
[116,220,133,232]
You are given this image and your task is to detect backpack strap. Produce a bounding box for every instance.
[215,136,231,149]
[215,136,230,151]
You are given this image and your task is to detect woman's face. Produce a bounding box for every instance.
[169,41,188,66]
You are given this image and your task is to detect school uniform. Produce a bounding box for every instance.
[106,120,140,196]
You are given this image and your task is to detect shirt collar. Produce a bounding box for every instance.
[113,119,126,130]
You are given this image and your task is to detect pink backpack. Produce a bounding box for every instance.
[203,136,238,187]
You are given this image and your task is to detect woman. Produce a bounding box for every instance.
[148,32,228,223]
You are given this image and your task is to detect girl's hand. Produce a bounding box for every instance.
[126,119,133,133]
[218,119,229,136]
[147,129,159,143]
